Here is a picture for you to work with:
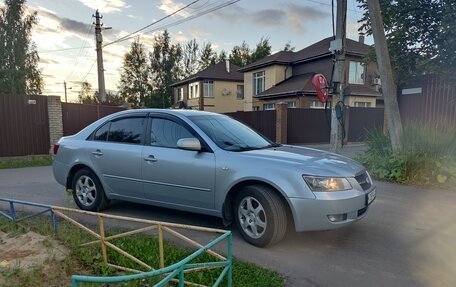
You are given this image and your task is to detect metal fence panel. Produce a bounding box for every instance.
[347,107,384,142]
[287,108,331,144]
[62,103,125,136]
[225,110,276,142]
[0,94,50,156]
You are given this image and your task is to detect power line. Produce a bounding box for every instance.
[66,22,94,81]
[104,0,200,47]
[111,0,241,45]
[80,59,96,83]
[37,46,94,53]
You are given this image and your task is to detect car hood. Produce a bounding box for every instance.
[237,145,365,177]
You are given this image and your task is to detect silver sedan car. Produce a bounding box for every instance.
[53,109,376,247]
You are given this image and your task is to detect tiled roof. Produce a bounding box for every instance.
[240,36,371,72]
[255,73,314,98]
[256,74,380,99]
[292,37,370,63]
[238,51,295,72]
[172,62,243,87]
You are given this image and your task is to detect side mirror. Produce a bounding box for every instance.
[177,138,201,151]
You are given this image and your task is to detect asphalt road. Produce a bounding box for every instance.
[1,166,455,287]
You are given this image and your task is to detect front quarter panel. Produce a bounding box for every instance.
[214,150,316,212]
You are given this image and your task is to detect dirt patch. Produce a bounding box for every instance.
[0,230,68,270]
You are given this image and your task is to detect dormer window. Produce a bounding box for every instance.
[349,61,365,85]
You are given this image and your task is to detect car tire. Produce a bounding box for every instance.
[234,185,287,247]
[71,168,109,212]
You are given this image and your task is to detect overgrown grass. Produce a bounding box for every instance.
[0,155,53,169]
[357,124,456,187]
[0,216,284,287]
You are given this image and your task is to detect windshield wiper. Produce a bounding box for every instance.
[258,143,282,149]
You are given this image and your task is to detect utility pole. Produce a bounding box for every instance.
[330,0,347,153]
[94,10,107,103]
[366,0,403,152]
[64,81,68,103]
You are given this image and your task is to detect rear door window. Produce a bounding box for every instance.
[107,117,145,144]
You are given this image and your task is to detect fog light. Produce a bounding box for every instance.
[327,214,347,222]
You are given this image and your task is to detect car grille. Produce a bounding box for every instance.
[355,171,371,191]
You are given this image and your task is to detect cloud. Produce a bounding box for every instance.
[215,3,329,34]
[127,14,143,21]
[251,9,286,26]
[77,0,128,13]
[158,0,191,18]
[174,31,188,42]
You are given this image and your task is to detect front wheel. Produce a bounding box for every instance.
[234,185,287,247]
[71,168,109,211]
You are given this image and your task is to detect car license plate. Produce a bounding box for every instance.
[366,189,376,205]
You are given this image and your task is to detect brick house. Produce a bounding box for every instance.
[171,61,244,113]
[239,36,381,111]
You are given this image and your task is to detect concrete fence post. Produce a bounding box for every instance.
[47,96,63,154]
[276,102,288,144]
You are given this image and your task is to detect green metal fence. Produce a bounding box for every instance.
[0,198,232,287]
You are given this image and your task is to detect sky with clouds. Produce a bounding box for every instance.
[25,0,369,102]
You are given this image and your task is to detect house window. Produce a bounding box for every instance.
[178,88,184,101]
[237,85,244,100]
[310,100,325,109]
[253,71,265,95]
[354,101,372,108]
[263,103,275,110]
[203,80,214,98]
[189,82,199,99]
[287,101,296,108]
[349,61,365,84]
[253,106,260,111]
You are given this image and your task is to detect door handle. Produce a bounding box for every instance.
[92,150,103,157]
[144,155,158,162]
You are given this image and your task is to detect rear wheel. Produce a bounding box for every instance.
[234,185,287,247]
[72,168,109,211]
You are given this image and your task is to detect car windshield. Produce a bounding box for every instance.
[188,114,279,152]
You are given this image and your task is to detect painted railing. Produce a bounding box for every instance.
[0,198,232,287]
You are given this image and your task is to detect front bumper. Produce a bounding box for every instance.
[290,187,376,232]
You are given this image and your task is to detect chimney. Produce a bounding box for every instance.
[226,59,230,73]
[358,32,365,44]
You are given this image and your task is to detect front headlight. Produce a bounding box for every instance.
[303,176,352,192]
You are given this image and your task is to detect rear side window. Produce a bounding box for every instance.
[107,117,145,144]
[94,122,110,141]
[92,117,146,144]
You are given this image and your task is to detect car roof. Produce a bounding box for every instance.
[113,108,223,117]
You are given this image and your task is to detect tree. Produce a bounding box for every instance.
[118,38,150,107]
[78,82,97,104]
[365,0,403,152]
[217,50,228,63]
[199,42,217,70]
[182,39,199,78]
[250,37,272,63]
[0,0,43,94]
[283,41,295,52]
[148,30,182,108]
[229,41,250,67]
[357,0,456,83]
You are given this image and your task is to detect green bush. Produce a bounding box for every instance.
[357,124,456,187]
